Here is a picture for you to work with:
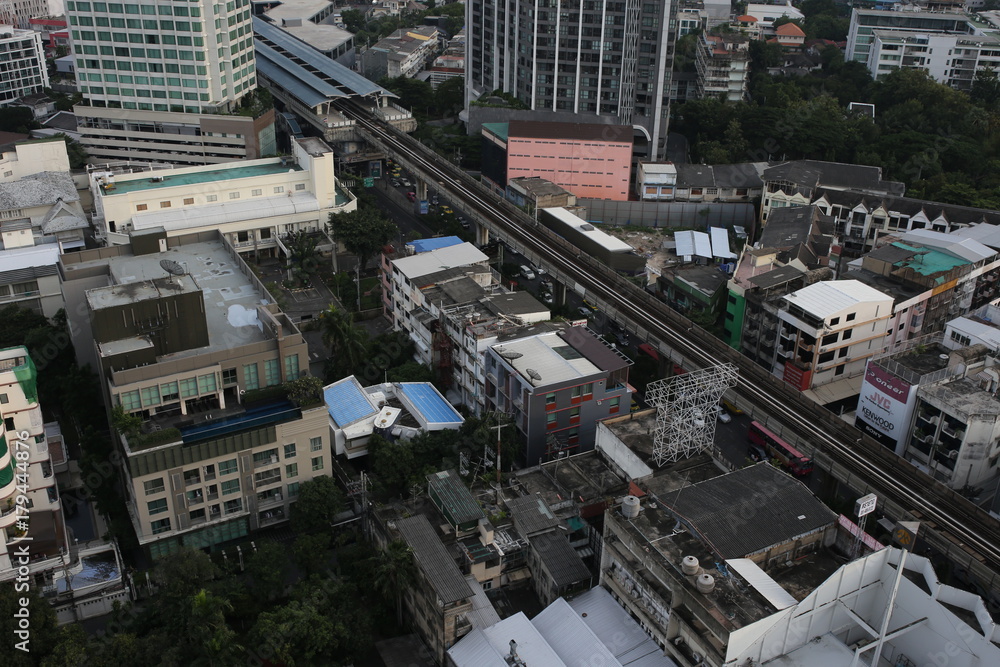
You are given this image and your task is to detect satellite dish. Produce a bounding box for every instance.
[499,350,523,360]
[159,259,185,276]
[526,368,542,382]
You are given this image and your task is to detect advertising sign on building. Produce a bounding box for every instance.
[855,360,918,455]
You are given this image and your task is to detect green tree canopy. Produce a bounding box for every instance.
[326,206,397,271]
[290,475,347,534]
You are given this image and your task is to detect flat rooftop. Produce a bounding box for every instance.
[104,161,303,195]
[920,377,1000,419]
[82,240,270,358]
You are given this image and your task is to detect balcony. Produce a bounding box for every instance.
[253,454,280,470]
[258,507,286,526]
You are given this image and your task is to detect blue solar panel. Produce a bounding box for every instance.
[399,384,463,424]
[324,380,377,426]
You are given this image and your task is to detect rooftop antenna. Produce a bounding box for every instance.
[525,368,542,384]
[159,258,185,286]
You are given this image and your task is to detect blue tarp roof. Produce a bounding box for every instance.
[324,377,377,427]
[399,383,463,425]
[409,236,463,253]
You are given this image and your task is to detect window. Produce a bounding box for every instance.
[829,317,840,326]
[252,188,262,196]
[273,186,284,193]
[224,498,242,514]
[570,406,581,423]
[842,329,853,340]
[286,463,298,478]
[180,377,198,398]
[311,456,323,471]
[183,469,200,486]
[189,508,206,521]
[183,197,194,205]
[220,458,238,475]
[144,478,164,495]
[198,373,217,394]
[140,385,160,406]
[264,359,280,386]
[136,203,147,211]
[221,479,240,495]
[567,427,580,444]
[186,489,203,505]
[222,368,237,385]
[835,364,846,376]
[547,413,557,429]
[0,394,6,404]
[295,183,305,191]
[583,383,593,397]
[846,312,856,322]
[120,390,141,411]
[822,333,838,346]
[161,381,179,402]
[207,194,217,202]
[229,192,240,199]
[243,363,259,390]
[284,354,299,380]
[147,498,168,515]
[255,469,281,486]
[151,518,171,534]
[284,443,296,458]
[571,386,582,401]
[287,482,300,497]
[204,465,216,481]
[310,436,322,452]
[160,201,171,208]
[545,392,556,407]
[253,448,279,467]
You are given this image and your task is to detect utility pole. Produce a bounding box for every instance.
[491,419,506,503]
[356,260,362,312]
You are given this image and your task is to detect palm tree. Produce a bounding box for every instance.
[371,540,416,627]
[187,589,245,666]
[319,304,368,378]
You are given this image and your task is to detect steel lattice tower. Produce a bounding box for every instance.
[646,363,739,466]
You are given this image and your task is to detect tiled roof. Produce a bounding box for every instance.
[396,515,474,604]
[427,469,484,526]
[506,494,561,536]
[654,463,837,559]
[529,532,591,587]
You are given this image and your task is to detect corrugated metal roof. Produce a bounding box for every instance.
[532,597,623,666]
[542,207,634,253]
[529,532,590,587]
[506,494,561,536]
[568,587,678,666]
[0,244,59,274]
[396,515,474,604]
[655,463,837,559]
[392,242,489,280]
[426,469,484,526]
[903,228,995,264]
[400,383,463,426]
[692,231,713,258]
[255,57,333,108]
[710,227,735,259]
[726,558,798,610]
[446,628,508,667]
[323,376,377,427]
[464,575,502,629]
[783,279,892,320]
[493,332,601,386]
[675,230,695,258]
[409,236,463,253]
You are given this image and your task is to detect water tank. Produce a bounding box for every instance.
[697,574,716,594]
[681,555,700,576]
[622,495,641,519]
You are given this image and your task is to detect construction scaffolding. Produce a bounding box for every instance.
[646,363,739,466]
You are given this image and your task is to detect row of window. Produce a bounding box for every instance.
[134,185,304,212]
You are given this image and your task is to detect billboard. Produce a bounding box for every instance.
[855,360,917,455]
[419,200,429,215]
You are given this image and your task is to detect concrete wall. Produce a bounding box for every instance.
[578,199,756,229]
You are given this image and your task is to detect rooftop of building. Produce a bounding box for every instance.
[0,244,60,273]
[875,340,952,379]
[508,176,576,199]
[878,241,969,277]
[763,160,904,195]
[666,264,729,299]
[747,264,807,290]
[323,376,460,437]
[493,326,630,387]
[902,228,995,264]
[952,222,1000,250]
[841,268,927,303]
[408,236,463,254]
[815,188,1000,230]
[0,171,77,211]
[427,469,486,526]
[396,514,475,605]
[420,274,489,308]
[101,160,304,196]
[392,242,489,281]
[529,531,591,586]
[759,205,832,249]
[542,207,634,253]
[76,239,273,357]
[507,120,633,144]
[646,462,838,560]
[775,22,806,36]
[920,375,1000,419]
[783,279,892,319]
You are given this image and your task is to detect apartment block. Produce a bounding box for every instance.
[636,162,763,202]
[0,26,48,105]
[466,0,677,160]
[91,136,355,257]
[360,25,441,80]
[59,232,328,557]
[695,32,750,102]
[774,279,893,395]
[486,326,633,465]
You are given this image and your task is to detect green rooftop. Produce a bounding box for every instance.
[103,161,304,195]
[893,242,969,280]
[482,122,509,141]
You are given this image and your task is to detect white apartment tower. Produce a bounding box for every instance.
[0,26,47,105]
[67,0,275,165]
[466,0,677,159]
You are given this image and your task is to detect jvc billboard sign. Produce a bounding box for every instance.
[854,361,917,455]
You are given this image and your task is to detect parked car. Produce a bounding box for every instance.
[541,292,553,304]
[717,409,732,424]
[520,265,536,280]
[401,178,412,188]
[630,399,640,413]
[406,191,416,202]
[390,179,401,187]
[577,306,591,318]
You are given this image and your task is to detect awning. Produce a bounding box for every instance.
[726,558,797,610]
[801,375,864,406]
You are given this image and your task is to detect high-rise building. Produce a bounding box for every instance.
[1,0,54,30]
[67,0,275,165]
[465,0,677,159]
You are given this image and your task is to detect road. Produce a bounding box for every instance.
[339,99,1000,599]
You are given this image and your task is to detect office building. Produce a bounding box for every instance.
[0,26,47,105]
[67,0,275,164]
[59,232,328,557]
[465,0,678,159]
[846,9,975,67]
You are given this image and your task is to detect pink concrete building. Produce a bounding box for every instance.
[485,121,633,201]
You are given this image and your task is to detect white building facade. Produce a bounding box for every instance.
[0,26,48,106]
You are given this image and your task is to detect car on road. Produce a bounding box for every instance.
[630,399,640,412]
[583,299,599,312]
[459,216,470,229]
[577,306,591,318]
[615,332,630,347]
[717,409,732,424]
[441,205,453,215]
[530,263,546,276]
[406,191,416,202]
[520,265,536,280]
[401,178,412,188]
[390,179,401,187]
[540,292,553,304]
[431,195,439,205]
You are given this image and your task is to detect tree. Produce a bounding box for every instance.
[246,542,291,601]
[111,404,142,439]
[285,229,322,287]
[369,540,416,626]
[153,548,218,602]
[435,76,465,117]
[292,531,333,576]
[0,584,60,666]
[186,589,243,666]
[42,624,91,667]
[326,206,398,272]
[319,304,368,379]
[368,434,417,499]
[286,375,323,406]
[386,361,437,383]
[290,475,347,534]
[972,67,1000,110]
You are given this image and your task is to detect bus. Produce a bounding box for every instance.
[747,421,813,476]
